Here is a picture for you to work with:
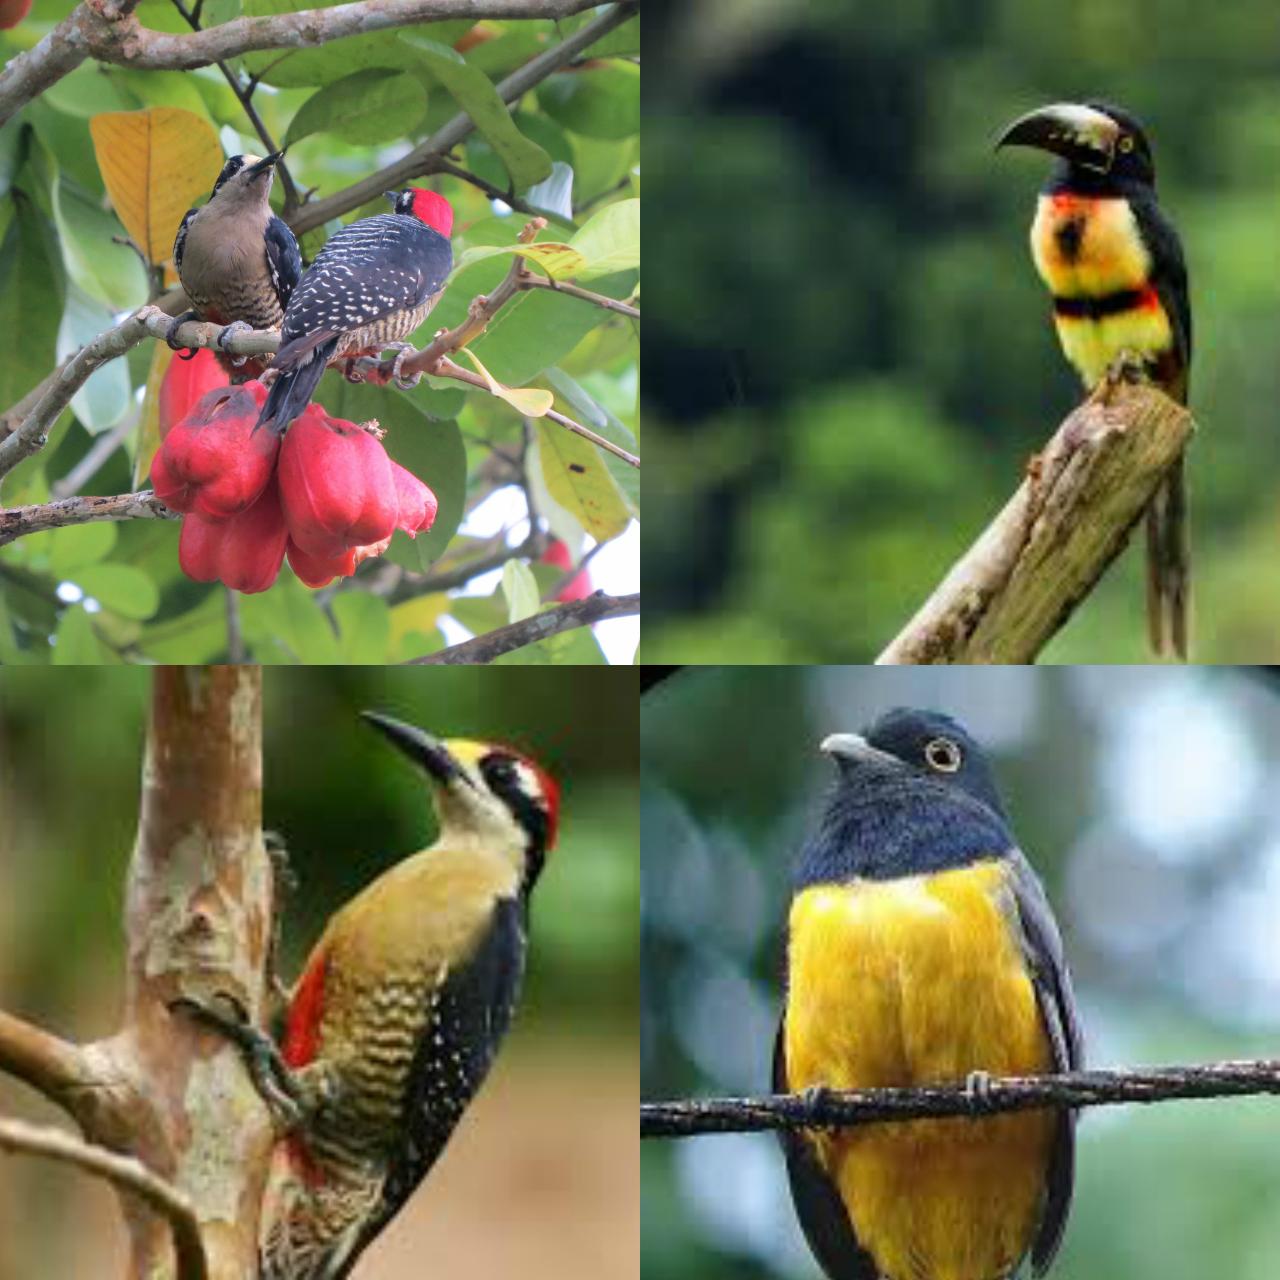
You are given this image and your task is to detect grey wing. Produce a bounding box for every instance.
[173,208,196,273]
[1007,850,1083,1276]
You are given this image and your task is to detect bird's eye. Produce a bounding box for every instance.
[924,738,962,773]
[1118,135,1134,153]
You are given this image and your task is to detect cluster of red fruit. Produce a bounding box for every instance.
[150,357,436,593]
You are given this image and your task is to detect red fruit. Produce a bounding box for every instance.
[278,405,398,559]
[286,535,392,589]
[152,382,276,520]
[158,348,230,439]
[542,537,592,602]
[391,462,438,537]
[0,0,32,30]
[178,480,288,594]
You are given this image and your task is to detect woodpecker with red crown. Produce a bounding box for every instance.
[180,711,558,1280]
[998,100,1192,659]
[258,189,454,433]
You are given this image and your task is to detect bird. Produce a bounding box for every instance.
[170,152,302,382]
[997,100,1192,659]
[256,188,454,433]
[775,707,1082,1280]
[176,711,558,1279]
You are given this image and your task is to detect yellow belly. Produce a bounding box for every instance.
[785,862,1055,1280]
[1054,305,1174,388]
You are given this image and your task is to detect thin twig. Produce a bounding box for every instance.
[0,492,176,548]
[385,531,544,601]
[406,589,639,663]
[0,1117,208,1280]
[641,1058,1280,1140]
[519,275,639,317]
[430,155,566,224]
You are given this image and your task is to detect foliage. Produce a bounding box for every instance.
[644,0,1280,662]
[0,1,639,664]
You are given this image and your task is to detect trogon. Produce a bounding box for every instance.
[775,708,1082,1280]
[997,100,1192,660]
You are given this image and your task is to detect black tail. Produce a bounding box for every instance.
[1145,452,1190,660]
[257,336,339,433]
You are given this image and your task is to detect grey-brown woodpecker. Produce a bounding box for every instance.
[256,188,454,433]
[170,152,303,382]
[189,712,558,1280]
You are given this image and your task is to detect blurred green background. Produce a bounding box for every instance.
[644,0,1280,661]
[0,667,638,1279]
[642,666,1280,1280]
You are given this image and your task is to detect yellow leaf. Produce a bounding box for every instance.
[535,421,630,542]
[89,108,225,265]
[459,346,554,416]
[134,343,173,490]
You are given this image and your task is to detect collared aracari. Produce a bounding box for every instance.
[997,100,1192,659]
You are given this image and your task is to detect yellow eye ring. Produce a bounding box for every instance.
[924,738,962,773]
[1118,135,1135,153]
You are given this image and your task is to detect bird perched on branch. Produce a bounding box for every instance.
[256,189,454,433]
[178,712,558,1280]
[997,100,1192,659]
[776,708,1081,1280]
[170,152,302,382]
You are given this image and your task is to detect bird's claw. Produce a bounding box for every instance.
[216,320,253,367]
[388,343,421,390]
[165,310,198,354]
[964,1069,995,1113]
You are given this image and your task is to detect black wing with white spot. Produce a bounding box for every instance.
[264,214,303,310]
[279,213,453,345]
[173,208,197,273]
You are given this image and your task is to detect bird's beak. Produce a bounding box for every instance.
[246,151,283,179]
[995,102,1120,173]
[384,190,401,207]
[362,711,460,784]
[820,733,899,769]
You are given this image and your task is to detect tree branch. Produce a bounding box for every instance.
[519,274,640,317]
[640,1058,1280,1140]
[0,1117,208,1280]
[0,1011,96,1118]
[288,1,640,235]
[406,588,638,662]
[877,375,1193,664]
[0,0,605,125]
[0,491,176,548]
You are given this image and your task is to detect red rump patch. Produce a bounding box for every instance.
[409,189,454,238]
[282,950,329,1068]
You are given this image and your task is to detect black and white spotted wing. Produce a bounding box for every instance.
[276,213,452,356]
[333,895,528,1277]
[265,215,303,310]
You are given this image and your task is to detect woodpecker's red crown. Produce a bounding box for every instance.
[389,188,453,237]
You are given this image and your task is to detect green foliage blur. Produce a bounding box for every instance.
[644,0,1280,661]
[0,1,639,664]
[642,666,1280,1280]
[0,666,639,1035]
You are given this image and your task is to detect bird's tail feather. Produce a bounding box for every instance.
[1145,453,1190,660]
[257,336,340,434]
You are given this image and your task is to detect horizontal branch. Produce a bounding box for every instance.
[137,306,279,357]
[520,274,640,317]
[878,375,1193,664]
[0,1117,207,1280]
[641,1058,1280,1140]
[408,588,638,663]
[0,491,176,548]
[289,1,639,234]
[0,0,602,124]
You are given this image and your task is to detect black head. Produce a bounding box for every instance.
[996,100,1155,186]
[210,152,283,200]
[795,708,1013,887]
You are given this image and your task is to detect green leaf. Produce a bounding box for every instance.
[56,286,131,433]
[315,378,467,571]
[285,69,428,147]
[242,574,341,663]
[74,564,159,620]
[535,419,630,543]
[48,521,117,576]
[0,190,62,424]
[543,366,639,517]
[136,592,227,663]
[569,197,639,280]
[502,558,540,623]
[51,176,147,310]
[493,621,607,665]
[398,34,552,191]
[333,591,391,662]
[52,604,113,663]
[537,61,640,141]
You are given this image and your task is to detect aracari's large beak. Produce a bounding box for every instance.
[995,102,1120,173]
[246,151,284,180]
[362,711,460,785]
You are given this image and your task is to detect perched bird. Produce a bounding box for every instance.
[170,152,302,382]
[776,708,1081,1280]
[179,712,558,1279]
[257,188,454,433]
[997,100,1192,659]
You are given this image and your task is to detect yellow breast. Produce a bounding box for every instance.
[784,862,1055,1280]
[1030,193,1151,296]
